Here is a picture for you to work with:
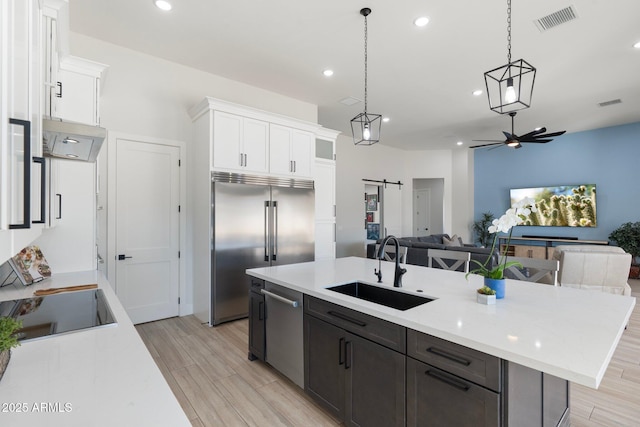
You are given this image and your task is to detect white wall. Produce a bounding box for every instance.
[68,33,319,312]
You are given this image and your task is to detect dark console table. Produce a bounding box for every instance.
[499,236,609,259]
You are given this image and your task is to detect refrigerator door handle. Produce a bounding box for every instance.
[272,201,278,261]
[264,201,270,261]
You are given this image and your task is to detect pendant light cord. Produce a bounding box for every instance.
[507,0,512,64]
[364,13,369,113]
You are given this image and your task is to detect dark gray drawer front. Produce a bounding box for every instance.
[407,357,500,427]
[407,329,501,392]
[305,296,406,353]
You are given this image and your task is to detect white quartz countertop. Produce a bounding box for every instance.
[247,257,636,389]
[0,271,190,427]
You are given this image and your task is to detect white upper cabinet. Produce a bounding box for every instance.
[42,1,107,126]
[269,125,313,178]
[1,0,44,263]
[213,111,269,174]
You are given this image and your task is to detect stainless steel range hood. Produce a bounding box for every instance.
[43,118,107,162]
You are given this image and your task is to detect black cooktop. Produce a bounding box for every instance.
[0,289,116,342]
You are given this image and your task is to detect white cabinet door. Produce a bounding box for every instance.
[55,67,98,125]
[314,160,335,221]
[270,125,314,178]
[242,117,269,173]
[213,111,242,170]
[0,0,43,263]
[314,221,336,261]
[291,130,313,177]
[213,111,269,173]
[269,124,292,175]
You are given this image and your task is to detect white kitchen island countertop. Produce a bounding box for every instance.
[0,270,190,427]
[247,256,635,389]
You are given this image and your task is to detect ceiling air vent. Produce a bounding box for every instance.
[339,97,362,106]
[598,99,622,107]
[534,6,578,32]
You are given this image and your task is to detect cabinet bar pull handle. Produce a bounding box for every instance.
[327,310,367,327]
[338,337,345,365]
[345,341,352,369]
[9,118,31,229]
[240,153,244,166]
[425,370,470,391]
[32,157,46,224]
[56,194,62,219]
[264,201,269,261]
[261,289,299,308]
[426,347,471,366]
[244,153,247,166]
[258,301,264,321]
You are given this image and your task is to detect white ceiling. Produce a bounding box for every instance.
[69,0,640,150]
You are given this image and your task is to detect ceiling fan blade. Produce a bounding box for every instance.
[471,139,505,142]
[502,131,515,140]
[470,142,504,149]
[534,130,566,139]
[519,128,546,139]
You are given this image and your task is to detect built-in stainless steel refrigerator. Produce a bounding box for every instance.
[209,172,314,325]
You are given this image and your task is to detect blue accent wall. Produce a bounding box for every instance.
[474,121,640,242]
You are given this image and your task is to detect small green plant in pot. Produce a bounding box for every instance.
[0,316,23,382]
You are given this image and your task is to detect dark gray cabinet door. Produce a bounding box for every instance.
[345,332,406,427]
[248,289,265,361]
[304,314,346,419]
[407,357,500,427]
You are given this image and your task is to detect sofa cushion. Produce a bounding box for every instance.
[443,234,463,247]
[417,235,439,244]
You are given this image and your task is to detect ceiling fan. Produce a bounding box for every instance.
[470,112,566,149]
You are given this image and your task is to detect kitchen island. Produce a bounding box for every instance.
[0,271,190,427]
[247,256,635,426]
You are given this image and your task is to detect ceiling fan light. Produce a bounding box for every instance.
[507,140,520,147]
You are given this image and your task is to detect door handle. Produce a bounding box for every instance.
[117,254,132,260]
[272,201,278,261]
[264,201,270,262]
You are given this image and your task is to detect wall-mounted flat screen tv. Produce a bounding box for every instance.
[509,184,596,227]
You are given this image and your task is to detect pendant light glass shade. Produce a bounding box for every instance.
[351,7,382,145]
[484,0,536,115]
[484,59,536,114]
[351,112,382,146]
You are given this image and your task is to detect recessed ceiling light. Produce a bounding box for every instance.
[414,16,429,27]
[634,41,640,49]
[322,69,334,77]
[456,141,463,146]
[154,0,172,11]
[472,89,483,96]
[382,117,390,123]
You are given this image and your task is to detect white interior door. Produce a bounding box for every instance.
[115,138,180,324]
[383,184,403,238]
[414,189,431,237]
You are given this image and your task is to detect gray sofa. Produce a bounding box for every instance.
[366,234,499,272]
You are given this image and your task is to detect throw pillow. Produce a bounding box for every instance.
[443,234,463,247]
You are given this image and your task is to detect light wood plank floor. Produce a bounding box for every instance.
[137,280,640,427]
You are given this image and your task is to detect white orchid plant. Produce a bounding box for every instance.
[467,197,537,280]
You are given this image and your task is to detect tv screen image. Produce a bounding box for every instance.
[510,184,596,227]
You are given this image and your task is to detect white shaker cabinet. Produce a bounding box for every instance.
[314,159,336,260]
[0,0,44,264]
[212,111,269,174]
[269,125,313,178]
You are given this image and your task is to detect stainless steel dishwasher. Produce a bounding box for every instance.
[262,281,304,388]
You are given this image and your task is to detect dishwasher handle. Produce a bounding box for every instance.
[261,289,299,308]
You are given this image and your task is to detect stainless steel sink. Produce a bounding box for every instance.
[327,282,433,311]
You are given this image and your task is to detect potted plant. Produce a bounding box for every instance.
[472,212,495,247]
[477,286,496,304]
[466,198,536,298]
[609,221,640,279]
[0,316,23,382]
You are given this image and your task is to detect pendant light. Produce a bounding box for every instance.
[484,0,536,114]
[351,7,382,145]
